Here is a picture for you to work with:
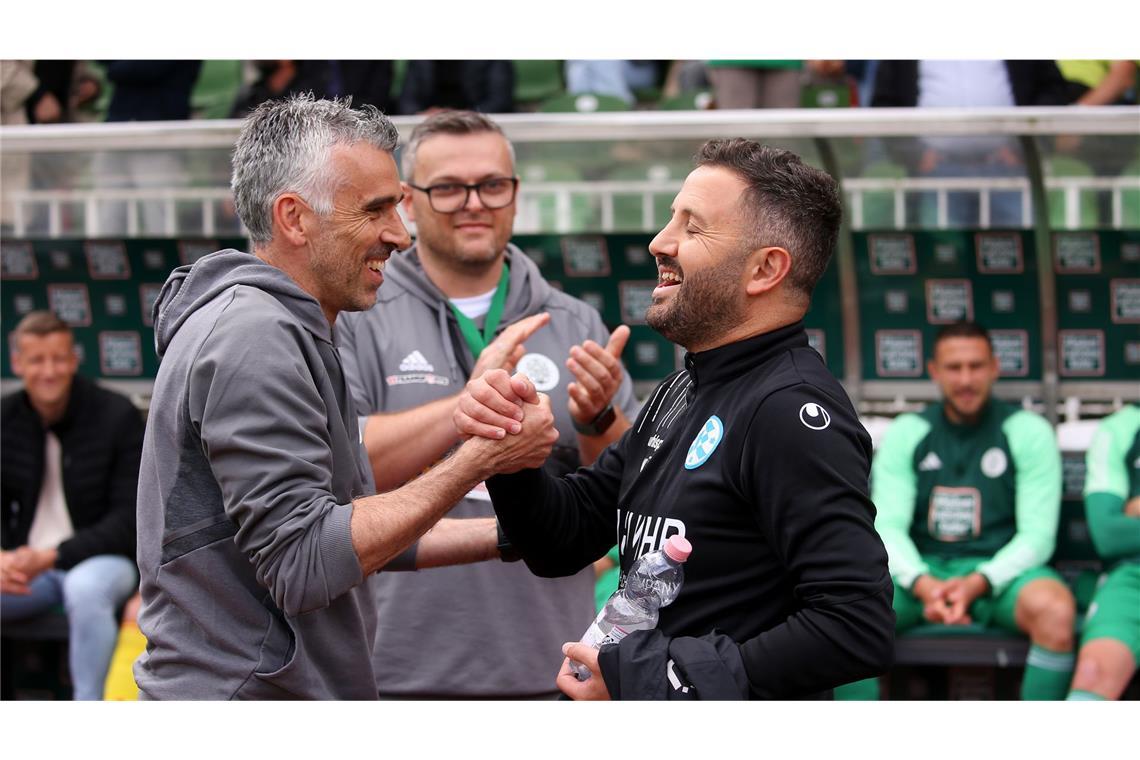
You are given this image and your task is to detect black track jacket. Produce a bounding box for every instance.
[488,321,895,699]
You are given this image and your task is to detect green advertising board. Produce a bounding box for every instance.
[1052,230,1140,380]
[855,230,1042,381]
[2,238,247,380]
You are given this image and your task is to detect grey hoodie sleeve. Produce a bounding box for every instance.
[188,297,364,616]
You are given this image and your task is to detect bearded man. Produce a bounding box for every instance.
[454,139,896,700]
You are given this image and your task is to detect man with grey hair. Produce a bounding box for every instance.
[338,109,638,699]
[134,95,558,699]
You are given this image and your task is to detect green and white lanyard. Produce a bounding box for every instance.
[448,263,510,359]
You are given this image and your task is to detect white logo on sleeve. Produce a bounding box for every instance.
[398,350,434,373]
[517,352,559,392]
[918,452,943,471]
[798,402,831,431]
[981,447,1008,478]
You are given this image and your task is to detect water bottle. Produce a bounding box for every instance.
[570,534,692,680]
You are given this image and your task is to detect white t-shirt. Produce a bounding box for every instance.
[449,285,498,320]
[26,432,75,550]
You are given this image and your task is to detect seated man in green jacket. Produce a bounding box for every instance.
[865,321,1075,700]
[1067,404,1140,700]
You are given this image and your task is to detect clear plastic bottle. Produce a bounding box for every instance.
[570,534,692,680]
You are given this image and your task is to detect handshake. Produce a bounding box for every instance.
[454,368,560,475]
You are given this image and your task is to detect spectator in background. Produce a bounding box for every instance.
[871,60,1069,227]
[705,60,804,109]
[850,322,1075,701]
[338,110,638,699]
[398,60,514,115]
[1,311,143,700]
[1058,60,1138,106]
[230,61,394,118]
[103,60,201,122]
[95,60,201,236]
[24,61,72,124]
[0,60,38,230]
[564,60,661,106]
[1067,405,1140,700]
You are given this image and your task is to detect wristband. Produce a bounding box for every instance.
[496,519,521,563]
[572,403,616,437]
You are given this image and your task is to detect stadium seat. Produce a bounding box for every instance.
[513,60,564,108]
[605,162,689,231]
[539,93,631,113]
[1122,158,1140,228]
[1045,154,1100,228]
[516,161,596,232]
[659,90,714,110]
[859,159,908,229]
[190,60,244,120]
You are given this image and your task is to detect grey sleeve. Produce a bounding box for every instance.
[189,306,363,616]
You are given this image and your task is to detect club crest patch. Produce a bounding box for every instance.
[981,447,1008,478]
[517,352,560,392]
[685,415,724,470]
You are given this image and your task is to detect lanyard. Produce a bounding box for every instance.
[449,263,510,359]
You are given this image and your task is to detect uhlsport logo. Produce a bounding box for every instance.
[798,402,831,431]
[685,415,724,470]
[517,352,559,391]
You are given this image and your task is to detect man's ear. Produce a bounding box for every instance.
[273,193,310,247]
[744,246,792,297]
[401,182,416,224]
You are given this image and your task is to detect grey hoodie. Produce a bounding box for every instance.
[134,249,378,699]
[338,244,639,697]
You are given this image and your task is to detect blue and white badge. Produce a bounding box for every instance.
[685,415,724,470]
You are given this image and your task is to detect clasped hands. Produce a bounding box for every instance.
[454,369,559,473]
[912,572,990,625]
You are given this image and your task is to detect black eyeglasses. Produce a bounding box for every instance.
[408,177,519,213]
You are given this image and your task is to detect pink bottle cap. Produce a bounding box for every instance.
[663,535,692,562]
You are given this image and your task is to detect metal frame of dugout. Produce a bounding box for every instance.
[2,107,1138,423]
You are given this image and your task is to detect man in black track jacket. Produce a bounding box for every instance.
[1,311,143,700]
[456,139,896,699]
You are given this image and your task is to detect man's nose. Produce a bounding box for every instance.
[461,187,487,212]
[384,215,412,250]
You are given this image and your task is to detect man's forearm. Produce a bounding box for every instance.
[413,517,499,569]
[351,442,493,575]
[364,396,463,491]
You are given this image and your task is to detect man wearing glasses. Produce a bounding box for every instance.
[338,110,639,699]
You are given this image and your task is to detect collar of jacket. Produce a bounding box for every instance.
[14,373,94,436]
[683,320,808,395]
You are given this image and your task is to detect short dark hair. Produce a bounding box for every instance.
[933,321,993,352]
[695,139,842,300]
[401,110,515,180]
[12,310,72,342]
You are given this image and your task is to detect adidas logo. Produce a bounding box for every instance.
[918,452,943,471]
[398,350,434,373]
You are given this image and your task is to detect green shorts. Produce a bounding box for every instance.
[1080,563,1140,661]
[894,556,1064,633]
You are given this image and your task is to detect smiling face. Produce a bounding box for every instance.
[12,330,79,418]
[928,335,1000,424]
[404,131,516,273]
[645,165,751,351]
[305,143,410,321]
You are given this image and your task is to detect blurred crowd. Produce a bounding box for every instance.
[2,60,1136,129]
